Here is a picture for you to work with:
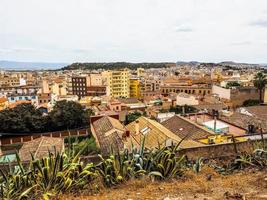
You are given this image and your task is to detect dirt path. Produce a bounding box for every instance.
[62,168,267,200]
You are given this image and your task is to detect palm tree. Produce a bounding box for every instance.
[253,72,267,103]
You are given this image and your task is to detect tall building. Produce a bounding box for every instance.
[71,76,90,98]
[130,78,141,98]
[102,69,130,98]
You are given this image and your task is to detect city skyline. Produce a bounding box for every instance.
[1,0,267,64]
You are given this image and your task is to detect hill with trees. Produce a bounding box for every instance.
[62,62,176,70]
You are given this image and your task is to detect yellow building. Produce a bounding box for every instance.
[102,69,130,98]
[0,97,8,111]
[130,78,141,98]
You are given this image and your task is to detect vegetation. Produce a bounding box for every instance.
[160,105,197,114]
[65,136,100,156]
[1,136,266,199]
[124,112,142,125]
[62,62,175,71]
[253,72,267,103]
[225,81,241,88]
[242,99,261,107]
[0,100,90,134]
[0,138,188,199]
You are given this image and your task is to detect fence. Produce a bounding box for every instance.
[0,127,90,146]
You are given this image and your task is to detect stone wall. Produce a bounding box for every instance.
[179,139,266,160]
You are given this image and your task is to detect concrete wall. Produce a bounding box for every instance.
[230,87,259,106]
[212,85,231,100]
[180,138,267,160]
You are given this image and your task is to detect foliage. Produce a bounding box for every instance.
[65,136,100,156]
[168,105,197,114]
[225,81,240,89]
[125,112,142,125]
[242,99,260,107]
[0,100,90,134]
[211,149,267,174]
[0,103,45,133]
[0,147,98,199]
[49,100,88,131]
[62,62,175,71]
[253,72,267,102]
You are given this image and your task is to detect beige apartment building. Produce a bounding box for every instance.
[102,69,130,98]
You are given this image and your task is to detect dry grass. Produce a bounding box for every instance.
[61,168,267,200]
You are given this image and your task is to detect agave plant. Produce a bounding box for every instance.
[0,141,98,200]
[0,153,36,200]
[148,148,186,179]
[193,157,204,174]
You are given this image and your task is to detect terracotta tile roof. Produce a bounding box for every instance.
[245,106,267,120]
[0,97,8,103]
[161,115,212,140]
[125,117,203,150]
[19,136,64,162]
[220,108,267,133]
[9,100,31,108]
[92,116,126,155]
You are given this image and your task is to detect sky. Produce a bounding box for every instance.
[1,0,267,63]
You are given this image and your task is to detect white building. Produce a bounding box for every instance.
[176,93,199,106]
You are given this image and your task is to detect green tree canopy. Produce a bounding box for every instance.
[0,101,90,134]
[253,72,267,102]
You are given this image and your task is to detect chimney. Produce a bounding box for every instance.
[125,130,130,137]
[135,120,140,135]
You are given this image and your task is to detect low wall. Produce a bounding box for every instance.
[179,138,266,160]
[0,128,90,146]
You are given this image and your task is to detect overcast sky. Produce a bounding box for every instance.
[1,0,267,63]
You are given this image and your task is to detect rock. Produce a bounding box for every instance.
[206,174,212,181]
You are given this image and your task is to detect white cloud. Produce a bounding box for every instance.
[0,0,267,63]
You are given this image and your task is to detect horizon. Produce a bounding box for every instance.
[1,0,267,64]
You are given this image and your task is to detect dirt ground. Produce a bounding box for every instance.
[62,167,267,200]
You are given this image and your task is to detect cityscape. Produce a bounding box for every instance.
[1,0,267,199]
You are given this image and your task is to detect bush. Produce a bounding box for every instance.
[242,99,260,107]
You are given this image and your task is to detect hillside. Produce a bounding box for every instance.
[62,168,267,200]
[62,62,176,70]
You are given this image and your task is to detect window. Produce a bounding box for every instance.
[140,127,151,135]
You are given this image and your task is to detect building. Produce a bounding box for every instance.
[130,78,141,98]
[176,93,199,106]
[125,117,202,149]
[38,93,51,105]
[19,137,64,162]
[264,86,267,104]
[102,69,130,98]
[7,94,38,105]
[161,85,211,96]
[0,97,8,110]
[212,85,259,107]
[87,86,106,96]
[137,68,145,78]
[91,116,126,155]
[71,76,90,98]
[161,115,212,140]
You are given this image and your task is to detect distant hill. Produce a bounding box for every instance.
[62,62,176,70]
[0,60,68,70]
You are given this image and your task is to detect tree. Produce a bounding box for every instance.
[253,72,267,103]
[0,101,90,134]
[169,105,197,114]
[242,99,260,107]
[226,81,240,89]
[0,104,45,133]
[49,100,89,130]
[125,112,142,125]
